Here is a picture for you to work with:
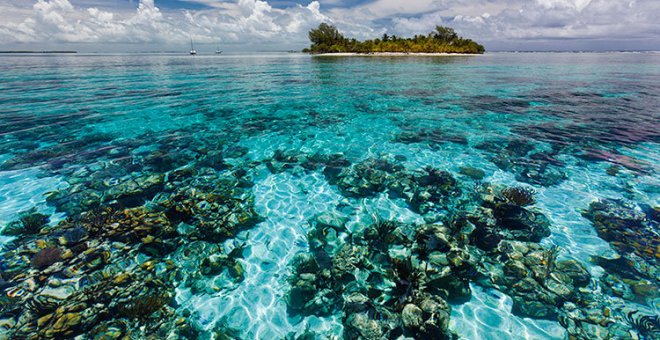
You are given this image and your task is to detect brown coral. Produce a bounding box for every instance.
[31,247,63,269]
[116,293,170,320]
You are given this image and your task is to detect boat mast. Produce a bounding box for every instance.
[190,38,197,55]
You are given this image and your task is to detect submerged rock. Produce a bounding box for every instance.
[393,128,468,146]
[482,242,592,321]
[407,168,461,215]
[469,223,502,251]
[334,157,402,198]
[287,214,458,339]
[0,193,227,339]
[286,253,336,316]
[492,203,551,242]
[105,173,165,207]
[476,139,567,186]
[31,247,63,269]
[583,198,658,262]
[2,208,50,236]
[401,304,423,328]
[583,198,659,304]
[344,311,387,339]
[157,172,262,242]
[472,185,551,243]
[458,166,485,180]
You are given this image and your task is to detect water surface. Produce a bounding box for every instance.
[0,52,658,339]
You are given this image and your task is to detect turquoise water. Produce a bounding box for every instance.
[0,53,658,339]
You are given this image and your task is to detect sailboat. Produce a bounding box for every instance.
[215,44,222,55]
[189,39,197,55]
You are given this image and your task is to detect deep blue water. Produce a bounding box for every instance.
[0,53,658,339]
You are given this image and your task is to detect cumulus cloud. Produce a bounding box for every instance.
[0,0,658,51]
[388,0,660,50]
[0,0,346,48]
[537,0,593,11]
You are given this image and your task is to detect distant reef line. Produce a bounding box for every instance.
[0,51,77,54]
[304,23,485,55]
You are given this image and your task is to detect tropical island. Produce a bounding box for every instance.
[303,23,485,55]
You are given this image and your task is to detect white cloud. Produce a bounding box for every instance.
[536,0,592,11]
[0,0,339,47]
[387,0,660,49]
[0,0,658,51]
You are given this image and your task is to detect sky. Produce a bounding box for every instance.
[0,0,658,52]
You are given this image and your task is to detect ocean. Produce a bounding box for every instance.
[0,52,658,339]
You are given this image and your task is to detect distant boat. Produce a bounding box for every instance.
[190,39,197,55]
[215,45,222,54]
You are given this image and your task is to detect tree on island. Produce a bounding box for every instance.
[303,24,485,54]
[307,23,346,52]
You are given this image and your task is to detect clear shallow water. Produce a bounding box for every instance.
[0,53,658,339]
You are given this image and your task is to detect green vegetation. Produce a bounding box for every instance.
[303,23,485,54]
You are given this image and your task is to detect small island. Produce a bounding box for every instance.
[303,23,484,55]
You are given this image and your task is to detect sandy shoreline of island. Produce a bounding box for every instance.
[313,52,481,57]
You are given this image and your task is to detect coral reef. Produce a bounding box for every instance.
[582,199,659,304]
[476,139,567,186]
[501,186,536,206]
[393,128,468,146]
[0,153,261,338]
[286,214,458,339]
[2,208,50,236]
[1,52,658,340]
[0,124,655,339]
[278,155,651,339]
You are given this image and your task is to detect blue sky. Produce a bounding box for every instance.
[0,0,658,52]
